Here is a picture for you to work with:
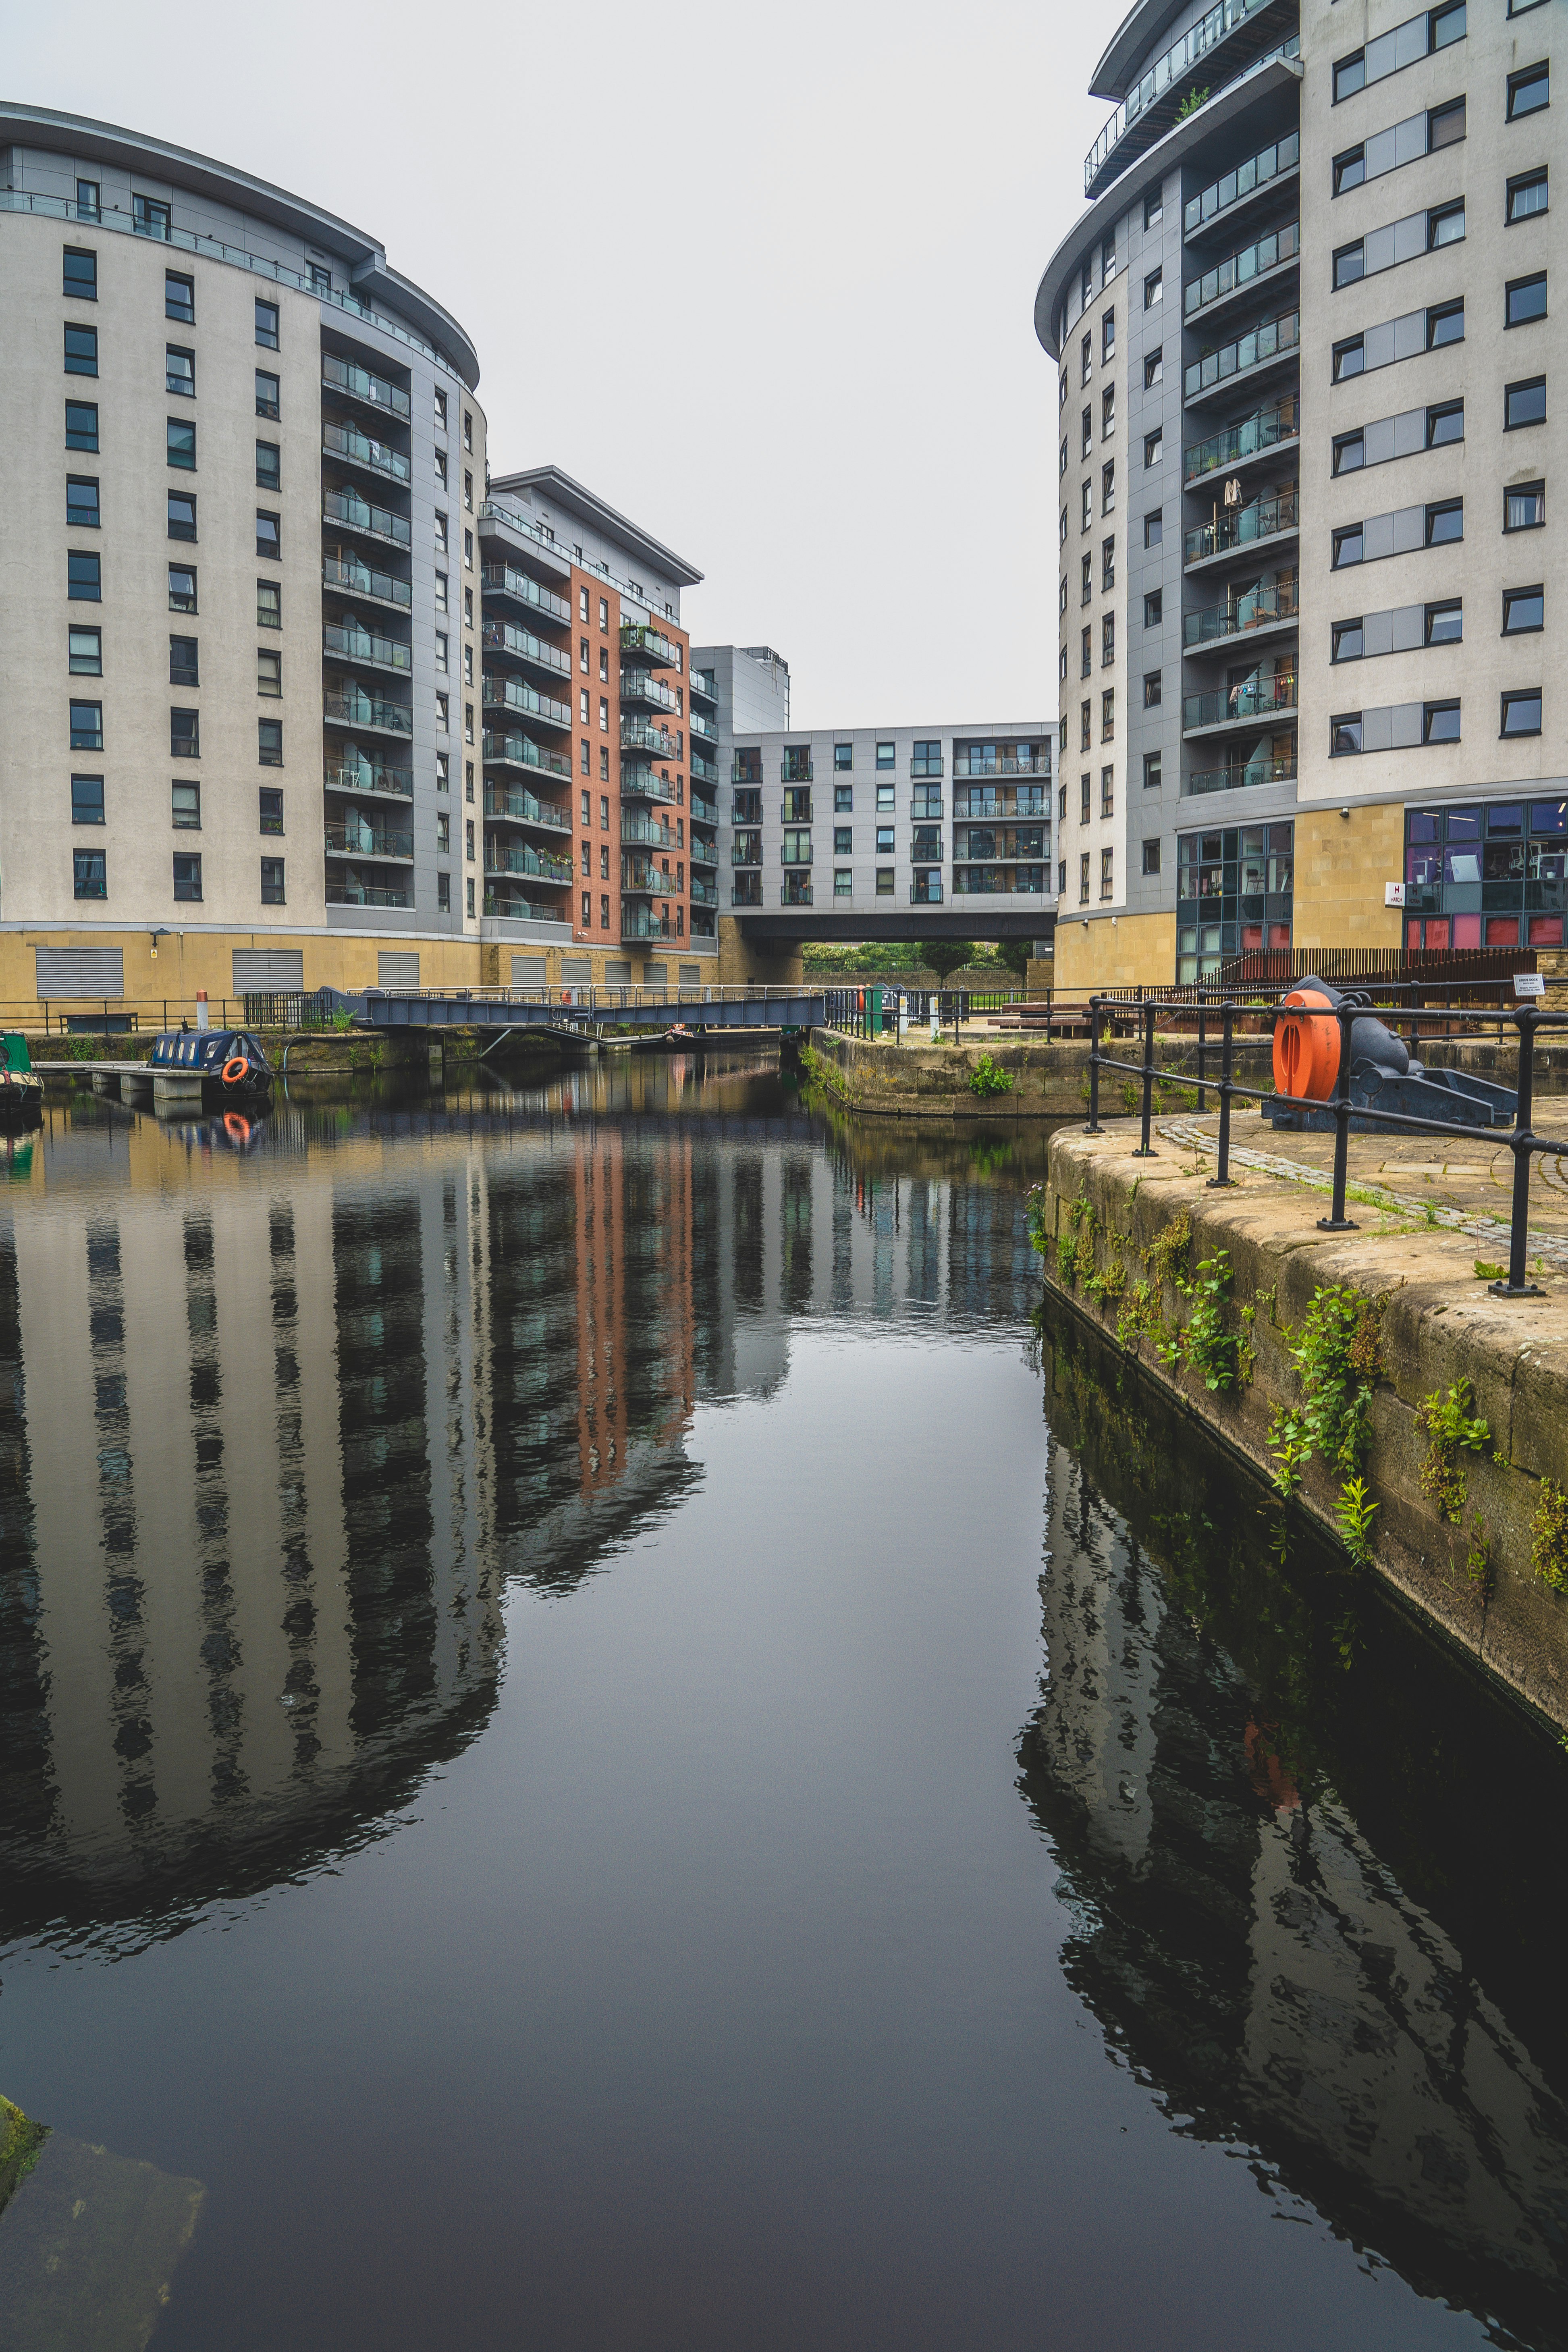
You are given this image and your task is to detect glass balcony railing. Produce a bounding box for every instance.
[620,669,680,713]
[1084,0,1294,195]
[620,622,677,667]
[953,785,1049,818]
[324,687,412,735]
[323,555,411,608]
[324,821,414,861]
[690,749,719,785]
[689,709,719,742]
[323,419,411,483]
[1185,128,1300,236]
[1184,220,1299,318]
[689,671,718,706]
[690,836,718,867]
[622,908,677,941]
[485,844,574,884]
[324,622,411,672]
[484,619,570,676]
[731,879,763,906]
[1185,308,1298,401]
[779,879,813,907]
[1186,755,1297,796]
[621,719,681,759]
[1183,396,1298,484]
[325,757,413,799]
[1184,575,1299,646]
[952,755,1048,778]
[485,889,562,920]
[484,729,571,779]
[621,814,679,852]
[731,839,762,866]
[781,757,813,783]
[324,488,411,547]
[622,856,681,895]
[691,875,719,907]
[952,829,1050,860]
[481,563,572,627]
[953,868,1051,895]
[485,784,570,830]
[621,764,673,801]
[483,677,571,728]
[322,352,410,420]
[1184,673,1298,728]
[690,792,719,827]
[326,882,409,908]
[1185,489,1299,564]
[910,879,945,904]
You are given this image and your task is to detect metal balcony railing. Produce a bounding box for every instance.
[486,785,570,830]
[324,822,414,860]
[1184,396,1298,484]
[323,555,411,607]
[324,488,411,547]
[1184,577,1299,647]
[480,563,572,626]
[1185,308,1299,401]
[1184,673,1298,728]
[1184,220,1300,317]
[484,729,570,779]
[323,419,411,482]
[322,352,410,419]
[1084,1,1296,195]
[483,619,570,676]
[1185,489,1299,565]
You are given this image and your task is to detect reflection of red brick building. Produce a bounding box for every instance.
[571,1122,694,1502]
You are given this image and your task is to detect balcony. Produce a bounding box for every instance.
[732,760,764,786]
[324,488,411,549]
[689,708,719,742]
[478,499,573,580]
[481,562,572,627]
[910,879,945,904]
[323,419,411,484]
[621,718,681,760]
[622,813,679,851]
[1084,0,1296,196]
[325,820,414,862]
[953,867,1051,895]
[621,763,673,802]
[622,907,677,941]
[484,729,571,780]
[954,785,1049,819]
[484,677,572,731]
[486,844,573,885]
[690,749,719,786]
[779,879,814,908]
[1185,308,1298,404]
[953,828,1049,860]
[1186,755,1298,796]
[1185,489,1299,568]
[1184,397,1298,486]
[324,686,412,737]
[689,671,718,707]
[326,881,409,908]
[1183,673,1298,733]
[325,756,413,800]
[690,835,718,868]
[691,875,719,908]
[620,669,680,714]
[953,754,1047,778]
[620,622,677,667]
[1184,220,1300,322]
[781,756,812,783]
[1185,128,1300,238]
[486,784,570,831]
[483,618,571,679]
[622,856,680,896]
[324,621,411,674]
[323,554,411,611]
[1184,577,1298,648]
[322,352,410,421]
[485,889,563,920]
[731,877,762,906]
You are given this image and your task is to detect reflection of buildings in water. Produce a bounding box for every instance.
[1021,1449,1568,2333]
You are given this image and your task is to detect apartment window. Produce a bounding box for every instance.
[1144,351,1163,394]
[436,752,450,795]
[1080,773,1092,822]
[258,719,283,766]
[463,530,473,567]
[437,872,451,912]
[1143,510,1162,549]
[466,820,476,862]
[598,697,608,731]
[72,775,104,825]
[1507,376,1547,429]
[255,299,279,349]
[1101,690,1115,743]
[1080,700,1092,751]
[833,785,854,814]
[64,324,97,375]
[1142,839,1161,876]
[255,580,280,632]
[1429,96,1466,149]
[1427,401,1464,447]
[1080,404,1092,458]
[172,854,202,902]
[1143,750,1163,791]
[161,490,196,544]
[260,788,284,834]
[1102,388,1116,444]
[69,700,103,750]
[260,859,286,904]
[873,826,895,856]
[1508,169,1548,224]
[1427,301,1464,348]
[1102,538,1115,590]
[1333,523,1365,568]
[64,400,98,451]
[912,740,943,776]
[1080,625,1092,678]
[256,511,280,561]
[1428,600,1464,646]
[69,625,102,675]
[1429,201,1465,249]
[172,780,201,829]
[133,193,170,240]
[1144,589,1162,627]
[166,418,195,470]
[1420,696,1461,742]
[463,643,473,688]
[1102,310,1115,360]
[65,476,100,529]
[1102,233,1116,279]
[1332,619,1364,662]
[875,784,895,813]
[165,271,194,321]
[1080,554,1093,606]
[1509,63,1549,121]
[170,708,199,759]
[599,749,609,783]
[1335,147,1367,195]
[1059,437,1068,479]
[1143,268,1162,312]
[1426,499,1463,546]
[1333,430,1365,476]
[1144,186,1163,229]
[1101,614,1115,666]
[1144,430,1163,469]
[1081,262,1092,308]
[166,345,194,397]
[69,551,101,601]
[598,645,609,684]
[829,742,854,773]
[168,635,198,688]
[62,246,97,300]
[1503,586,1544,633]
[466,878,476,918]
[1502,688,1543,736]
[160,567,195,620]
[1102,461,1115,515]
[463,409,474,454]
[255,440,280,491]
[1101,767,1114,817]
[1507,273,1547,326]
[871,868,893,897]
[75,180,100,221]
[1333,240,1365,291]
[1506,481,1545,531]
[1081,481,1093,531]
[833,826,853,856]
[436,631,449,675]
[436,812,451,855]
[1078,854,1090,905]
[876,742,895,770]
[74,848,107,900]
[463,469,473,510]
[1143,670,1161,708]
[1331,713,1363,755]
[258,649,282,698]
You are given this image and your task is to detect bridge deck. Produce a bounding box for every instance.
[347,988,827,1035]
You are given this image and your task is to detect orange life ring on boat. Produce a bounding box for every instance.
[224,1112,251,1143]
[221,1055,249,1086]
[1272,985,1340,1101]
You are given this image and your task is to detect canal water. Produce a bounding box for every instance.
[1,1055,1566,2350]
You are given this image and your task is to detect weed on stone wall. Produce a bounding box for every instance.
[1416,1380,1494,1525]
[1532,1479,1568,1595]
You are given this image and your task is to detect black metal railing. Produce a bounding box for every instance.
[822,987,1022,1041]
[1082,992,1568,1298]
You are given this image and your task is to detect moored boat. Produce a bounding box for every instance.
[147,1028,273,1099]
[0,1035,44,1125]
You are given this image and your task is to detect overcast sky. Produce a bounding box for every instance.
[11,0,1120,727]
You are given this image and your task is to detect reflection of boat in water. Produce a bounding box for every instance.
[147,1028,272,1101]
[0,1034,43,1125]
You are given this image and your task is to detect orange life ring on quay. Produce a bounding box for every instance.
[1272,985,1341,1101]
[221,1055,249,1087]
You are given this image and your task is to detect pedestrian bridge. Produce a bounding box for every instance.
[332,985,828,1038]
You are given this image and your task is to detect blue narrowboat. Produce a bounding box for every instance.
[148,1028,272,1098]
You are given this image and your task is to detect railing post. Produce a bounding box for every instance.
[1196,991,1208,1113]
[1132,999,1157,1156]
[1084,996,1103,1134]
[1491,1005,1544,1298]
[1316,1000,1359,1232]
[1206,1002,1235,1186]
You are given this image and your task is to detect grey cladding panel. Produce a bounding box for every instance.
[35,945,124,996]
[561,956,592,981]
[1358,407,1437,467]
[377,951,420,988]
[1364,111,1429,184]
[1392,308,1428,362]
[509,954,546,986]
[644,962,668,987]
[233,949,303,991]
[603,959,632,983]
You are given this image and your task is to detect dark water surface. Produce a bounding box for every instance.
[2,1055,1567,2349]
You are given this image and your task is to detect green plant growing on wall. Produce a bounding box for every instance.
[1175,84,1209,118]
[1159,1249,1244,1391]
[1115,1279,1163,1352]
[969,1052,1015,1099]
[1056,1231,1081,1288]
[1532,1478,1568,1594]
[1120,1080,1140,1113]
[1416,1379,1493,1523]
[1143,1211,1191,1295]
[1025,1184,1048,1257]
[1084,1257,1128,1305]
[1335,1477,1378,1569]
[1465,1515,1494,1600]
[1266,1287,1387,1568]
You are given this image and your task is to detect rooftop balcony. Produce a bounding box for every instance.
[483,728,571,780]
[1184,575,1298,647]
[323,553,411,611]
[1184,396,1298,486]
[481,562,571,628]
[621,813,679,851]
[1084,0,1296,196]
[622,907,677,941]
[621,718,681,760]
[620,669,680,714]
[485,784,570,831]
[1185,754,1298,796]
[622,856,681,896]
[326,880,409,908]
[325,755,413,800]
[485,844,574,885]
[322,351,411,421]
[323,419,411,485]
[620,622,678,668]
[324,621,411,675]
[483,677,572,731]
[1184,219,1300,324]
[1185,308,1299,405]
[1183,671,1298,734]
[477,499,572,580]
[324,820,414,862]
[324,685,412,737]
[324,487,411,549]
[482,618,571,680]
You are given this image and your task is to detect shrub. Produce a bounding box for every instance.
[969,1052,1014,1098]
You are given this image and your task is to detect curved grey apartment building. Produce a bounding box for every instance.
[1038,0,1564,993]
